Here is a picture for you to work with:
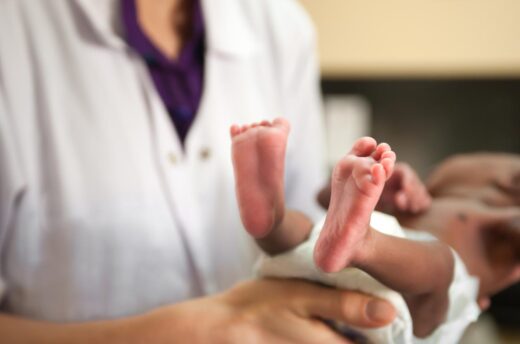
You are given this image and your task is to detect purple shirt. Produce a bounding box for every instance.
[122,0,205,143]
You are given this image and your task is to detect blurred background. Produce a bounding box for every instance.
[298,0,520,342]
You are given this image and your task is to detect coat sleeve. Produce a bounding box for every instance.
[0,82,24,301]
[279,1,328,222]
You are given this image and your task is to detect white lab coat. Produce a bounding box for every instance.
[0,0,327,321]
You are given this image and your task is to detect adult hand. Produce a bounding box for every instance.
[377,162,432,214]
[0,279,396,344]
[187,278,396,343]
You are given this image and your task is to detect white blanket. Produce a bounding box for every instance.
[257,212,481,344]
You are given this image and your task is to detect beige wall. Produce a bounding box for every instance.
[298,0,520,78]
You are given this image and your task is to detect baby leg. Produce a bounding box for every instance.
[314,137,395,273]
[314,138,454,336]
[230,118,290,238]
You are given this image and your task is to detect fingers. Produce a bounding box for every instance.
[223,279,390,344]
[478,297,491,311]
[296,283,396,329]
[269,316,353,344]
[394,191,408,210]
[393,163,432,213]
[294,320,354,344]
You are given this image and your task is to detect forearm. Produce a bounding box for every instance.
[0,300,207,344]
[256,209,313,255]
[0,279,398,344]
[0,313,134,344]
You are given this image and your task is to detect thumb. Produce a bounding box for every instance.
[395,191,408,211]
[296,284,396,328]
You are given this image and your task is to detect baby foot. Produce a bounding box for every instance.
[314,137,396,272]
[230,118,290,238]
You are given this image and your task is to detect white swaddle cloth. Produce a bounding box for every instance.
[257,212,481,344]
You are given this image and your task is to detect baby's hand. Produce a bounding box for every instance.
[377,162,432,214]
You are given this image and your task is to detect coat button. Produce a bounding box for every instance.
[168,152,178,165]
[200,147,211,160]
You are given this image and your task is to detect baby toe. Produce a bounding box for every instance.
[373,143,391,160]
[230,124,241,137]
[370,163,386,186]
[351,137,378,157]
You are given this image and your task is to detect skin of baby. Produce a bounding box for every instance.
[231,119,453,337]
[398,197,520,306]
[427,153,520,207]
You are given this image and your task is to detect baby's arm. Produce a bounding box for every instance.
[426,153,520,206]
